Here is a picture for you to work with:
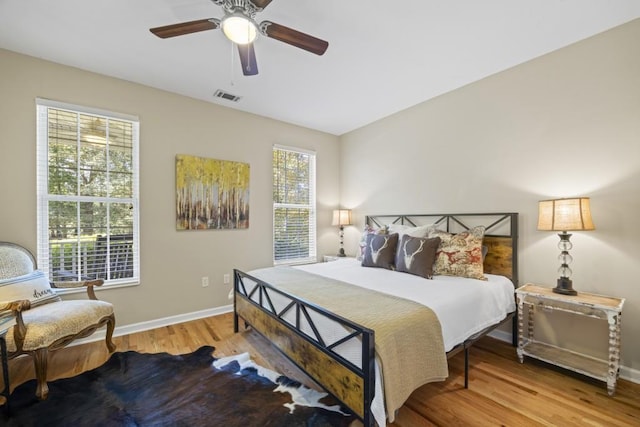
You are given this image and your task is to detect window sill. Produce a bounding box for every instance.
[53,280,140,296]
[273,258,317,267]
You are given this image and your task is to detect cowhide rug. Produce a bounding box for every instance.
[1,346,355,426]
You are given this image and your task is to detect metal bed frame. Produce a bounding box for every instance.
[234,212,518,426]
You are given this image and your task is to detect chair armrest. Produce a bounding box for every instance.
[52,279,105,300]
[0,300,31,352]
[0,300,31,313]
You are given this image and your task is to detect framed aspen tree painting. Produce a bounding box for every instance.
[176,154,250,230]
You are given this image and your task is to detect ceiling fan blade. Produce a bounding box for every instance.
[150,18,219,39]
[237,43,259,76]
[260,21,328,56]
[251,0,274,9]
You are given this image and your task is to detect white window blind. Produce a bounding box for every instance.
[36,98,140,286]
[273,145,317,265]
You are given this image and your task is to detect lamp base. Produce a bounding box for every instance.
[553,277,577,296]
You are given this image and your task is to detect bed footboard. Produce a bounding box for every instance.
[234,269,376,426]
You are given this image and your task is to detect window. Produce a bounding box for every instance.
[36,99,140,286]
[273,145,316,264]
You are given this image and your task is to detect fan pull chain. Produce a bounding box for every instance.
[245,25,251,73]
[229,41,236,86]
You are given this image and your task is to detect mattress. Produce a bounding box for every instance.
[294,257,516,352]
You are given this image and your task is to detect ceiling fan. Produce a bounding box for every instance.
[150,0,329,76]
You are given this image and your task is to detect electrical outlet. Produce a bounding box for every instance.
[201,276,209,287]
[223,273,230,285]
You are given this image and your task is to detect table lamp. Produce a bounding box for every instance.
[332,209,352,257]
[537,197,595,295]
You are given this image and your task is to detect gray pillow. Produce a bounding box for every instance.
[362,233,399,270]
[395,235,441,279]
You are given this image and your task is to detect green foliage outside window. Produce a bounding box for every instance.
[273,147,316,263]
[39,104,138,282]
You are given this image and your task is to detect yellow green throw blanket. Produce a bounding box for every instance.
[250,266,448,422]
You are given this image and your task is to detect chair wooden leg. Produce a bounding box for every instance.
[105,314,116,353]
[33,348,49,400]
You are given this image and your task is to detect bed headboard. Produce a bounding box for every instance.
[365,213,518,285]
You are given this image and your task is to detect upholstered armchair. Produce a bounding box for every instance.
[0,242,115,399]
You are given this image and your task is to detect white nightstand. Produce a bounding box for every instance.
[515,283,625,395]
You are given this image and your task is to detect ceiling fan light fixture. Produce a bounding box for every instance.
[221,12,257,45]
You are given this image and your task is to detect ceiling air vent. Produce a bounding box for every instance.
[213,89,241,102]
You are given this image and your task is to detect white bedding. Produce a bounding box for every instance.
[294,257,516,352]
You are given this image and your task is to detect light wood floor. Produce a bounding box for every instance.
[3,312,639,426]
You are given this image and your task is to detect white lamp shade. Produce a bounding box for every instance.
[537,198,595,231]
[332,209,352,226]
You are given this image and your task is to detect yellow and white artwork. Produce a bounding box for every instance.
[176,154,250,230]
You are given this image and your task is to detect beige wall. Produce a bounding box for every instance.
[0,48,341,325]
[340,19,640,376]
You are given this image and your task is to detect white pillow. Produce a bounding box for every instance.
[388,224,433,239]
[0,270,61,308]
[387,224,409,235]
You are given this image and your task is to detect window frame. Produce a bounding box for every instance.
[272,144,317,265]
[36,98,140,289]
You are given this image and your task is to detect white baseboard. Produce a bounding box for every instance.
[72,304,233,347]
[487,328,513,344]
[619,365,640,384]
[488,330,640,385]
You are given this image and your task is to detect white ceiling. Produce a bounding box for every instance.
[1,1,639,135]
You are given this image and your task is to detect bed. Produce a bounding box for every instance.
[233,213,518,426]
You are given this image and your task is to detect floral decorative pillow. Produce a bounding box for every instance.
[356,224,389,261]
[361,233,399,270]
[357,224,375,261]
[427,226,487,280]
[395,235,441,279]
[0,270,61,308]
